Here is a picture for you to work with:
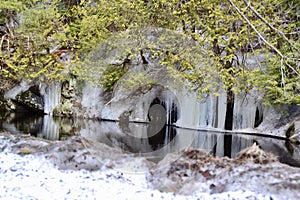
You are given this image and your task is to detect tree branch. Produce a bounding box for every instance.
[280,59,286,96]
[243,0,300,54]
[0,35,5,49]
[228,0,282,57]
[227,0,299,77]
[5,19,14,38]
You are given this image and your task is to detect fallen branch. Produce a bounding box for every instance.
[78,136,105,165]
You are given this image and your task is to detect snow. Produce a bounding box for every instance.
[0,152,178,200]
[0,133,277,200]
[0,151,272,200]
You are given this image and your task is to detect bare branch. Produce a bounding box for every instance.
[227,0,300,77]
[5,20,14,38]
[0,35,6,49]
[287,31,300,35]
[280,59,286,96]
[243,0,300,54]
[7,39,10,51]
[228,0,282,56]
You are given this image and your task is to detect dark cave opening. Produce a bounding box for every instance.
[147,97,178,150]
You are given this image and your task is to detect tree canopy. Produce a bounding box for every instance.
[0,0,299,104]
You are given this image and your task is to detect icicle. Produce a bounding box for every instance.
[40,115,59,140]
[162,90,172,125]
[232,89,260,130]
[175,90,202,129]
[174,89,228,130]
[101,78,261,131]
[164,126,168,145]
[217,91,227,129]
[41,82,61,115]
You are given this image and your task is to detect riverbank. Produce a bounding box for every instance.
[1,131,300,199]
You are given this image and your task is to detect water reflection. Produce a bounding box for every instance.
[1,112,44,136]
[147,125,177,150]
[1,113,300,166]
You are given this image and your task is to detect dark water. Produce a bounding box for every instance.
[1,112,300,167]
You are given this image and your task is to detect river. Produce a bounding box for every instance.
[1,111,300,167]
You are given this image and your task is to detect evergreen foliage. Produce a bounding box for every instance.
[0,0,299,104]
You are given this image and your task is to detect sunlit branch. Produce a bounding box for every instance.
[243,0,300,54]
[227,0,300,77]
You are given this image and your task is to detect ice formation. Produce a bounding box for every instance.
[41,82,61,115]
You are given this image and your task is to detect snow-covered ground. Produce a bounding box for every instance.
[0,151,273,200]
[0,152,181,200]
[0,132,281,200]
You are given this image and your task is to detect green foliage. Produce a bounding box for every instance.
[0,0,25,23]
[0,0,68,81]
[100,64,128,91]
[0,0,299,105]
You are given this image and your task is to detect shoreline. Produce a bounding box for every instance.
[1,131,300,199]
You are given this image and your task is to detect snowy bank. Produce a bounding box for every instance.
[0,132,298,199]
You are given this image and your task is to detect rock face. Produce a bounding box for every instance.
[284,118,300,143]
[149,144,300,199]
[256,104,300,138]
[1,81,46,115]
[14,85,44,112]
[2,28,300,137]
[2,71,298,139]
